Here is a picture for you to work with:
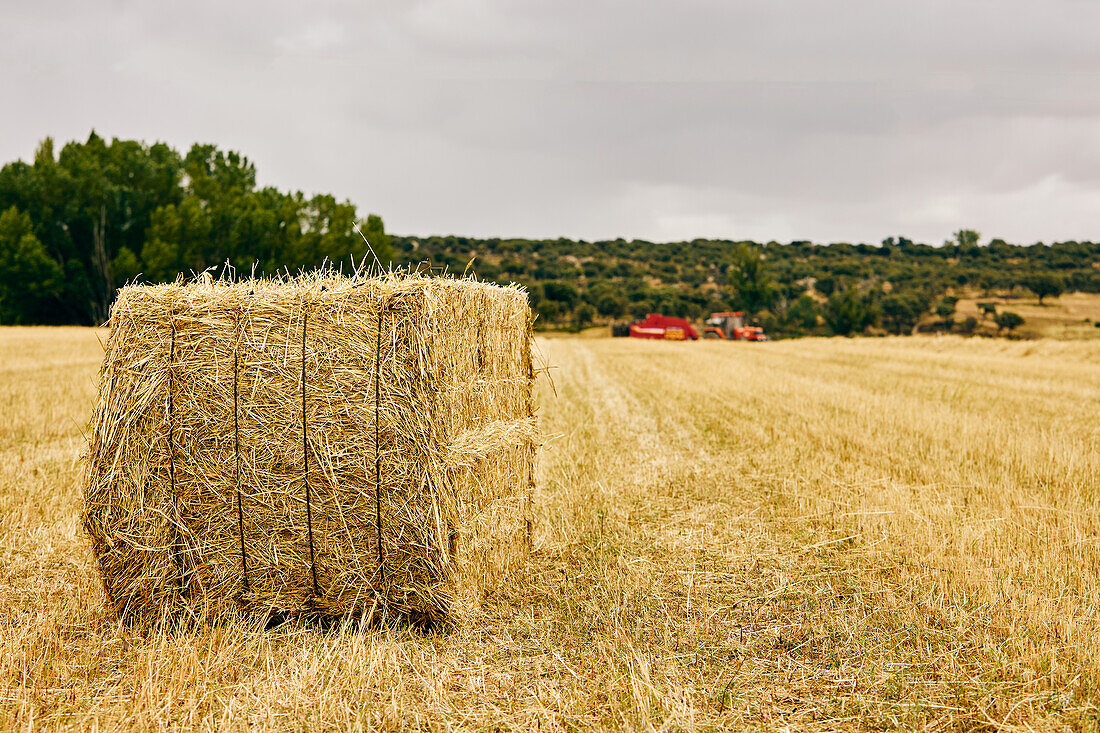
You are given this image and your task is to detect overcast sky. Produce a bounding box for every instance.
[3,0,1099,244]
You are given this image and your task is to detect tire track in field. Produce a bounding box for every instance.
[545,337,1100,728]
[535,338,705,542]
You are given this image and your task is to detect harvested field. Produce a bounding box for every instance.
[2,328,1099,730]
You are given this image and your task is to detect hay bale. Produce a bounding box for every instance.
[82,273,537,627]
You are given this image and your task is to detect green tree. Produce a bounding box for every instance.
[0,206,63,323]
[542,281,579,309]
[534,299,560,324]
[935,296,958,320]
[994,311,1024,332]
[954,229,980,248]
[141,198,212,280]
[359,213,394,268]
[595,293,625,318]
[631,300,654,320]
[786,293,819,331]
[880,291,928,334]
[111,246,142,284]
[728,244,774,315]
[57,133,184,321]
[1025,273,1065,305]
[957,315,979,335]
[286,194,366,270]
[952,229,981,257]
[814,276,837,297]
[823,287,878,336]
[573,303,596,331]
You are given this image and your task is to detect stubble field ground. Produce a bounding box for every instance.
[2,327,1099,731]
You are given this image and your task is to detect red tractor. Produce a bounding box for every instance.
[703,311,767,341]
[629,313,699,340]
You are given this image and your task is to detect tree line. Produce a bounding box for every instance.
[2,133,1098,335]
[392,232,1098,337]
[0,133,391,325]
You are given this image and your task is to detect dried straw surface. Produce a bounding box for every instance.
[82,273,536,628]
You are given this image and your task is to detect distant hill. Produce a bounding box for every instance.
[392,234,1100,337]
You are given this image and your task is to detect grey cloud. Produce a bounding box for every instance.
[2,0,1099,243]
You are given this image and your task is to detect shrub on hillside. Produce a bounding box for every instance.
[995,311,1025,332]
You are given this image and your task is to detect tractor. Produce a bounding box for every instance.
[703,311,767,341]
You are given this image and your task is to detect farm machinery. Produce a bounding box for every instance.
[627,313,699,340]
[703,312,768,341]
[616,311,768,341]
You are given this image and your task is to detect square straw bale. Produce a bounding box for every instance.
[81,273,537,627]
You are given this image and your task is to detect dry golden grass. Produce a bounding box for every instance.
[2,327,1099,731]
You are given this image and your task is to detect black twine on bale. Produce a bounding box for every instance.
[167,309,188,597]
[374,301,386,586]
[168,313,177,501]
[302,302,319,598]
[233,307,249,593]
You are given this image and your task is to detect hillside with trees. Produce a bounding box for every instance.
[392,232,1099,337]
[2,133,1099,337]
